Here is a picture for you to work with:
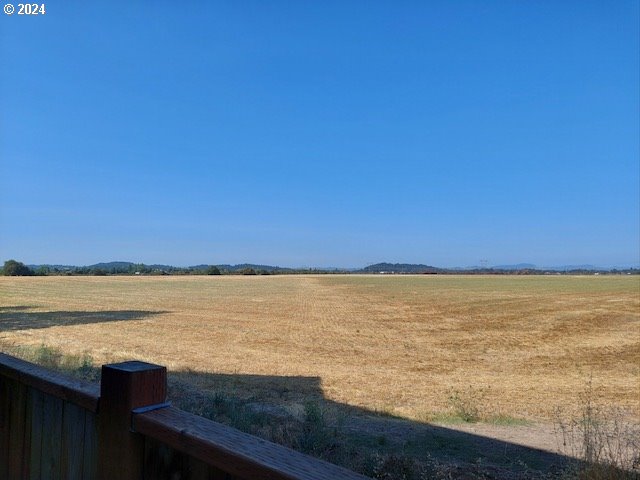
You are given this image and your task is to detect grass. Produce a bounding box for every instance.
[5,342,100,382]
[421,387,531,425]
[0,275,637,422]
[554,381,640,479]
[0,275,638,479]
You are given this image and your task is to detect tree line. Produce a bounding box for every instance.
[0,260,331,276]
[3,259,637,276]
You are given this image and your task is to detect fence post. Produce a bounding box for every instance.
[97,361,167,480]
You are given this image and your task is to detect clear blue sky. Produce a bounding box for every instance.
[1,2,638,268]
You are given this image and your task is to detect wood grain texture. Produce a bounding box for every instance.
[61,402,86,479]
[22,387,34,479]
[28,389,44,480]
[82,411,98,479]
[143,437,240,480]
[8,380,27,479]
[40,394,63,480]
[0,377,10,479]
[135,407,371,480]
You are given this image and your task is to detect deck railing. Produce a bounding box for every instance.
[0,353,370,480]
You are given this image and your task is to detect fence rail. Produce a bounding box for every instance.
[0,354,99,412]
[0,353,370,480]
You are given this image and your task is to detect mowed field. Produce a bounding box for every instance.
[0,275,638,422]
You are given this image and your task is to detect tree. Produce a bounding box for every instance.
[206,266,221,275]
[35,266,50,276]
[3,260,34,276]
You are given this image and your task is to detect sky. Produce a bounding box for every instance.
[1,2,638,268]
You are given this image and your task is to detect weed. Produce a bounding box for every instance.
[3,343,100,381]
[33,343,62,369]
[447,387,485,423]
[299,401,337,456]
[554,380,640,479]
[364,452,465,480]
[366,453,421,480]
[75,353,99,381]
[439,387,530,426]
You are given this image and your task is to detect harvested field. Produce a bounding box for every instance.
[1,274,638,424]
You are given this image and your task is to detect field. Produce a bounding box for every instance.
[1,274,639,476]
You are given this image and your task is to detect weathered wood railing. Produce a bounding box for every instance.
[0,353,370,480]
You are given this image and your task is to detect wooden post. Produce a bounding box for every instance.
[97,361,167,480]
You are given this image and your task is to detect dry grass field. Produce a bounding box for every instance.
[1,274,639,477]
[0,275,638,420]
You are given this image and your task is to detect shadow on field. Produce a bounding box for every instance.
[163,368,582,479]
[8,347,619,480]
[0,306,167,332]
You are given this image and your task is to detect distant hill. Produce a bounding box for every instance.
[493,263,537,270]
[88,262,182,272]
[361,263,442,274]
[89,261,135,270]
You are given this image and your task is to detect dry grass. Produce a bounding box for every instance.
[553,378,640,479]
[0,274,638,425]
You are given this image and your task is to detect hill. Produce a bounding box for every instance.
[361,263,442,274]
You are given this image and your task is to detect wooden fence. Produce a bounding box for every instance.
[0,353,371,480]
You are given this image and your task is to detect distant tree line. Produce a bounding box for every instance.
[1,260,323,276]
[3,259,638,276]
